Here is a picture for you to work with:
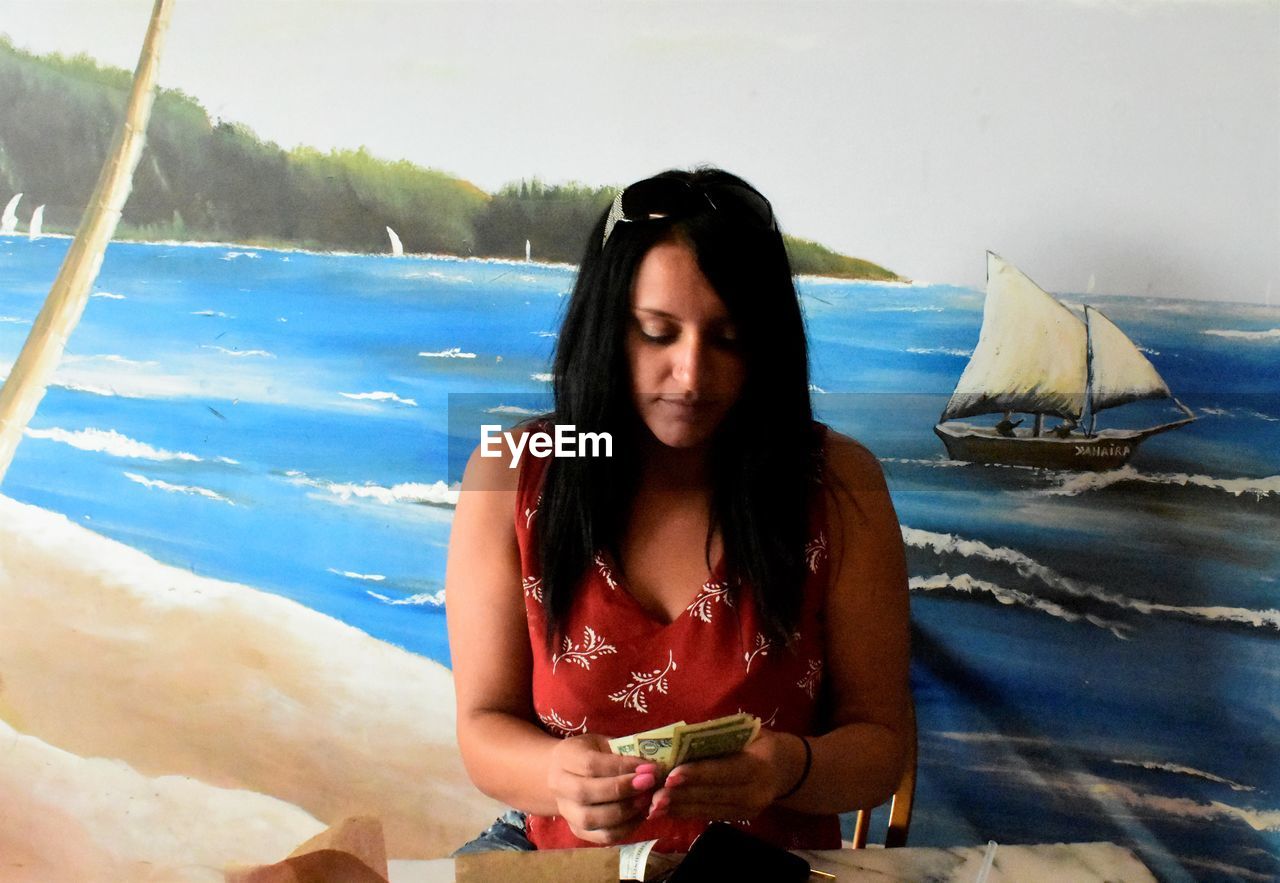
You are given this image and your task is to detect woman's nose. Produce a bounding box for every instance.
[672,337,705,391]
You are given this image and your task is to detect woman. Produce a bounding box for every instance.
[445,168,910,853]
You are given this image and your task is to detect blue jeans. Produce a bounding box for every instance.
[451,810,536,855]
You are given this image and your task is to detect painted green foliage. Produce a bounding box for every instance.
[0,36,898,278]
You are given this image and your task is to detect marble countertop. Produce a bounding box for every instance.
[798,842,1158,882]
[388,841,1158,882]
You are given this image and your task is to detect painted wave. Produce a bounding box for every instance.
[906,346,972,357]
[1045,465,1280,501]
[910,572,1130,638]
[284,471,459,507]
[1110,758,1256,792]
[902,525,1280,630]
[486,404,541,415]
[419,347,476,359]
[367,588,446,607]
[123,472,234,505]
[1198,406,1279,423]
[202,345,274,358]
[340,391,418,407]
[1203,328,1280,341]
[957,762,1280,833]
[327,568,386,582]
[26,427,203,462]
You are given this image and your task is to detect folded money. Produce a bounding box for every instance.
[608,713,761,773]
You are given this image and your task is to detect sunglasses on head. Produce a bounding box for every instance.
[601,176,778,248]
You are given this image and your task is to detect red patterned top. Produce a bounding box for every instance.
[514,428,842,852]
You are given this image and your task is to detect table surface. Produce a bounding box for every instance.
[387,841,1158,883]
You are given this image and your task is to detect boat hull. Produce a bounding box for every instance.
[934,423,1148,470]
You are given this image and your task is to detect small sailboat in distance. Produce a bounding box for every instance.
[1,193,22,235]
[386,226,404,257]
[29,205,45,241]
[934,252,1195,470]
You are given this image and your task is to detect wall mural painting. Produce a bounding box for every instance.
[0,4,1276,882]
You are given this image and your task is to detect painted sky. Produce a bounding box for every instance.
[0,0,1275,303]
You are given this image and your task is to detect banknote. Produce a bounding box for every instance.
[673,714,761,764]
[608,714,760,773]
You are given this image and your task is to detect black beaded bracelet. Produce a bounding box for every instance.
[778,734,812,800]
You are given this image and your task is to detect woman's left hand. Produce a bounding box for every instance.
[647,729,805,821]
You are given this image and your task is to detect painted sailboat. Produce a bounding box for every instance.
[525,238,531,262]
[0,193,21,235]
[934,252,1195,470]
[386,225,404,257]
[28,205,45,241]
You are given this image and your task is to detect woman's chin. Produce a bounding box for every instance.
[644,419,718,451]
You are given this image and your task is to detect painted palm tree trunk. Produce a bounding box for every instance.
[0,0,175,482]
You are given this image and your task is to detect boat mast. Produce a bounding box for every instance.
[0,0,174,483]
[1085,302,1097,436]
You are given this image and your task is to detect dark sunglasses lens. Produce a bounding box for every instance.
[619,177,702,222]
[707,183,775,230]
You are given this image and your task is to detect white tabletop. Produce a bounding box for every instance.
[388,841,1157,883]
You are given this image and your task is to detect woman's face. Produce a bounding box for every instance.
[625,239,747,450]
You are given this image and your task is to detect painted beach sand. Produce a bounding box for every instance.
[1,236,1277,880]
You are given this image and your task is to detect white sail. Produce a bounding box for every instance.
[28,205,45,241]
[941,252,1088,421]
[1086,306,1170,412]
[0,193,21,235]
[386,226,404,257]
[525,239,531,262]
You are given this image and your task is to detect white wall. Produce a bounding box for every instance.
[1,0,1276,302]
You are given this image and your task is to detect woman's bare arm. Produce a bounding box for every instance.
[445,443,651,841]
[782,429,912,812]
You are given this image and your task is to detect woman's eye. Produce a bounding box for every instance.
[639,326,675,343]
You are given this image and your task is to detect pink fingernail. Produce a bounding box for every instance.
[665,772,685,787]
[631,773,656,790]
[635,764,658,775]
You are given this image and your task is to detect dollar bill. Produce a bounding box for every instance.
[608,714,760,772]
[608,735,640,757]
[673,714,760,764]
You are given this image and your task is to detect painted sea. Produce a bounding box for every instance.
[1,236,1276,881]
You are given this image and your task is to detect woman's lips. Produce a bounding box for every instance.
[655,398,713,421]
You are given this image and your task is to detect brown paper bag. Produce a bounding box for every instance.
[226,816,389,883]
[455,846,622,883]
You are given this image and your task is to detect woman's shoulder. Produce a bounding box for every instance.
[461,416,556,496]
[817,424,886,491]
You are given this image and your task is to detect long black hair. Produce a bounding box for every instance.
[536,168,822,646]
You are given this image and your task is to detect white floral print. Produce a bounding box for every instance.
[608,649,677,713]
[522,575,544,603]
[797,658,823,699]
[805,531,828,573]
[593,552,619,590]
[686,579,735,623]
[744,632,772,672]
[524,492,542,529]
[539,708,587,737]
[552,626,617,673]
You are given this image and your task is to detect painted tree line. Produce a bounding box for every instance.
[0,37,896,278]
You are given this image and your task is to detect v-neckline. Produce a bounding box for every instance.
[598,547,729,628]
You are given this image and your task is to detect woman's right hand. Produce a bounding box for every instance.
[547,734,658,844]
